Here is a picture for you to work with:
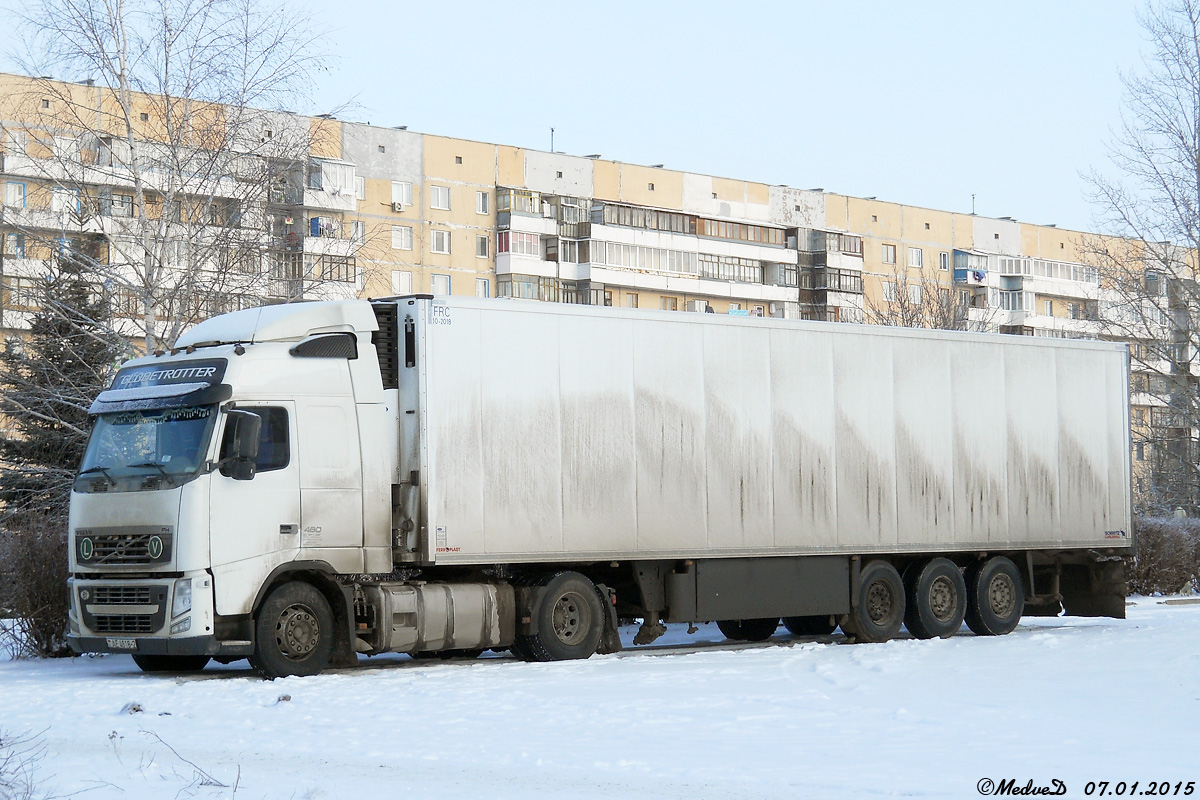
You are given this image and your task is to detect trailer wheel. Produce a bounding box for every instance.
[249,581,334,678]
[843,560,905,643]
[965,556,1024,636]
[903,558,967,639]
[513,572,605,662]
[131,655,210,673]
[782,615,838,636]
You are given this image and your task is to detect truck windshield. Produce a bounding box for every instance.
[76,406,217,492]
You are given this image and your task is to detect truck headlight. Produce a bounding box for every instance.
[172,578,192,618]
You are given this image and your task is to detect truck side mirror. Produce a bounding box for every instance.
[225,409,262,481]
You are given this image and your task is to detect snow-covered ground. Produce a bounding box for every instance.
[2,597,1198,799]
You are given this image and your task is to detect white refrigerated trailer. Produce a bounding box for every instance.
[67,296,1133,677]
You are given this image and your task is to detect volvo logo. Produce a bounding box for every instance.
[147,536,163,559]
[79,537,94,560]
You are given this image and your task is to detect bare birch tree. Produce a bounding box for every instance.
[1085,0,1200,513]
[2,0,343,352]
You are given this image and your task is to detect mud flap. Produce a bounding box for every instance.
[595,583,623,654]
[1060,561,1127,619]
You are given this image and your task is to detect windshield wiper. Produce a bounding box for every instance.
[78,466,115,486]
[128,462,176,483]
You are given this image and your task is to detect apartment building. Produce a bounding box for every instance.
[0,71,1177,506]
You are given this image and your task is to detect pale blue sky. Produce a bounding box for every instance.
[4,0,1147,233]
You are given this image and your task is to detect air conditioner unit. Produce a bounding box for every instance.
[391,202,405,212]
[769,303,778,315]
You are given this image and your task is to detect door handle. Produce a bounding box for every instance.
[280,524,298,535]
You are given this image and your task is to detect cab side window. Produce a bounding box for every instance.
[219,407,290,475]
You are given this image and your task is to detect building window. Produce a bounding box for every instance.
[316,255,356,283]
[939,251,949,270]
[908,247,923,268]
[661,297,678,311]
[391,270,413,295]
[2,276,40,309]
[355,176,365,200]
[3,233,25,258]
[626,293,638,308]
[476,191,489,214]
[648,182,655,191]
[882,281,897,303]
[430,185,451,210]
[391,181,412,208]
[430,229,451,254]
[882,243,896,264]
[455,155,463,164]
[908,284,922,304]
[431,274,450,295]
[476,278,490,298]
[1044,300,1053,316]
[350,220,366,243]
[4,182,26,208]
[476,235,489,258]
[110,193,133,217]
[391,225,413,250]
[378,145,385,153]
[1135,442,1145,461]
[52,186,82,214]
[698,254,763,284]
[496,231,540,257]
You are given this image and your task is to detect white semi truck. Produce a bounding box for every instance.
[67,296,1133,677]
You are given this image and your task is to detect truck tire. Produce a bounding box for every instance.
[903,558,967,639]
[131,655,210,673]
[249,581,335,678]
[717,618,780,641]
[513,572,605,662]
[782,615,838,636]
[965,556,1024,636]
[842,560,905,643]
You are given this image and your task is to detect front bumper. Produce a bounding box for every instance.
[68,572,250,657]
[68,632,252,657]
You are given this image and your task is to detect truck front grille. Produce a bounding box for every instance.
[75,527,173,565]
[92,586,152,605]
[92,614,155,633]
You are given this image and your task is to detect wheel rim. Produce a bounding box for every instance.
[929,575,958,622]
[275,603,320,660]
[987,573,1017,618]
[865,580,895,624]
[551,591,589,644]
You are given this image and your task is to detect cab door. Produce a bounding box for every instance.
[209,403,300,616]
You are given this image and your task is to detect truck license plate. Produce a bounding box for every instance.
[106,638,137,650]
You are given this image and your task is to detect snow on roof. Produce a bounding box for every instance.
[175,300,378,347]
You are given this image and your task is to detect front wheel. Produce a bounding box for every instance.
[132,654,210,673]
[249,581,334,679]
